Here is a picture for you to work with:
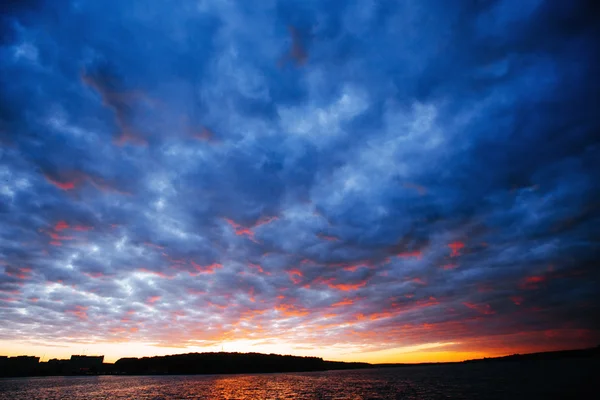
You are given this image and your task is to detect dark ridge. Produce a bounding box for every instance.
[114,352,370,375]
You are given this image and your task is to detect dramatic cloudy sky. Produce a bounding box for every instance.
[1,0,598,363]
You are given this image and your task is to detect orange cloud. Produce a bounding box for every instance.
[343,264,365,272]
[327,280,367,292]
[369,311,396,321]
[332,298,354,307]
[275,303,309,318]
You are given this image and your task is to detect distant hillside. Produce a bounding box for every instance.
[463,346,600,363]
[375,346,600,368]
[114,352,371,375]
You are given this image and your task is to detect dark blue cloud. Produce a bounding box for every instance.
[0,0,598,359]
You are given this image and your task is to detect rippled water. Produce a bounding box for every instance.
[0,359,597,399]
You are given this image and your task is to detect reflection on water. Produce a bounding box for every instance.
[0,359,597,399]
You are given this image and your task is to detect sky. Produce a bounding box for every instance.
[0,0,599,364]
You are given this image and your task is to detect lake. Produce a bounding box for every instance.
[0,359,597,399]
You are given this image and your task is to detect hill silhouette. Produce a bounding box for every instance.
[114,352,369,375]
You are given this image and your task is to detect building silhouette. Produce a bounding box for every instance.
[69,355,104,374]
[0,356,40,376]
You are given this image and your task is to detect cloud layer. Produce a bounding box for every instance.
[1,0,599,360]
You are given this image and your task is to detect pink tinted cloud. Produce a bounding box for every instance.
[67,305,88,320]
[225,218,256,241]
[191,126,214,141]
[45,169,127,195]
[44,174,77,190]
[146,296,161,305]
[88,176,132,195]
[114,131,148,147]
[48,232,74,241]
[288,26,307,66]
[520,273,549,290]
[5,267,32,280]
[225,216,278,241]
[402,182,427,195]
[288,269,303,284]
[448,241,465,257]
[144,242,165,250]
[511,296,524,306]
[249,263,270,275]
[73,225,94,231]
[463,302,495,315]
[343,264,366,272]
[138,268,173,279]
[254,216,278,228]
[83,271,105,279]
[397,251,423,259]
[317,233,339,242]
[54,221,69,231]
[191,261,222,274]
[81,71,149,147]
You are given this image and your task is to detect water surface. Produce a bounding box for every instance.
[0,359,597,399]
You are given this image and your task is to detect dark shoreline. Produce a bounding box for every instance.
[1,346,597,378]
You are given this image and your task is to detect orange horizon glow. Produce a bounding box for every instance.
[0,334,594,364]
